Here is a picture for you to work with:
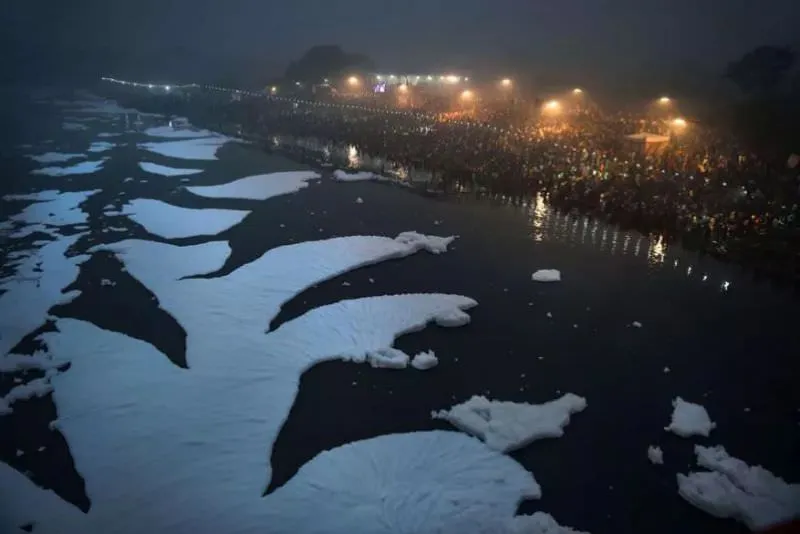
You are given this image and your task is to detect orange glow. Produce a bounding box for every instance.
[347,76,360,86]
[446,75,460,83]
[545,100,560,110]
[460,89,474,100]
[398,83,408,93]
[501,78,512,87]
[672,117,687,128]
[659,96,671,104]
[572,88,583,94]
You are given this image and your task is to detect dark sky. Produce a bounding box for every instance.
[3,0,798,98]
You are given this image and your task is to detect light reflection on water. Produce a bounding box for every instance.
[264,135,734,295]
[521,193,732,293]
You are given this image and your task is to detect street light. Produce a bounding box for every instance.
[347,76,360,87]
[460,89,474,100]
[501,78,512,88]
[544,99,560,111]
[659,96,671,105]
[270,86,277,94]
[398,83,409,93]
[572,88,583,95]
[672,117,687,129]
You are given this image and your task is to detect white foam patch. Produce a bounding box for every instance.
[88,141,114,153]
[31,160,106,177]
[333,169,375,181]
[532,269,561,282]
[138,137,231,161]
[677,445,800,531]
[411,349,438,370]
[138,162,204,176]
[261,431,541,534]
[432,393,587,452]
[17,291,476,531]
[185,171,320,200]
[0,235,86,357]
[365,347,410,369]
[97,132,121,138]
[507,512,590,534]
[27,153,86,164]
[665,397,716,437]
[121,199,249,239]
[0,377,54,415]
[5,189,99,234]
[0,352,69,372]
[648,445,664,465]
[395,231,455,254]
[93,232,458,370]
[144,125,217,139]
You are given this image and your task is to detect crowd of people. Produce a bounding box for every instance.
[119,86,800,283]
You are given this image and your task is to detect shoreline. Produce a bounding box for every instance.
[102,87,799,289]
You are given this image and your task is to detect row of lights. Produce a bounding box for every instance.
[102,77,688,129]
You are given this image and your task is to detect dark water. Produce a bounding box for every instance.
[2,91,798,534]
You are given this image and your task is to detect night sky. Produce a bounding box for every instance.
[3,0,798,99]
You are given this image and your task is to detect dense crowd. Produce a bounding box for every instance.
[123,88,800,281]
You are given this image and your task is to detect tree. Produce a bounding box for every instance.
[724,46,795,95]
[284,45,375,84]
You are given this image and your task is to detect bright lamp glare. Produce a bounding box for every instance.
[501,78,512,87]
[347,76,359,86]
[460,89,473,100]
[545,100,560,110]
[672,117,687,128]
[659,96,671,104]
[572,88,583,94]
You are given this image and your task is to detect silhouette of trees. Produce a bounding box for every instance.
[284,45,375,84]
[724,46,795,95]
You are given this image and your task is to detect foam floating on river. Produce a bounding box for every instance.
[665,397,716,438]
[121,199,249,239]
[185,170,320,200]
[138,162,204,177]
[411,350,438,370]
[432,393,587,452]
[677,445,800,531]
[31,159,106,177]
[532,269,561,282]
[27,153,86,164]
[333,169,376,182]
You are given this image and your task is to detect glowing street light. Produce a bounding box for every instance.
[165,85,171,92]
[671,117,687,129]
[544,99,561,111]
[347,76,360,87]
[501,78,512,88]
[572,88,583,94]
[658,96,671,105]
[376,75,383,81]
[270,86,277,94]
[446,75,460,83]
[398,83,409,93]
[460,89,474,100]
